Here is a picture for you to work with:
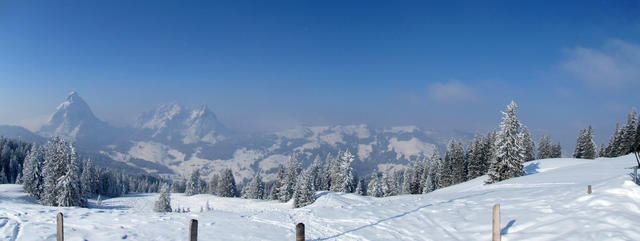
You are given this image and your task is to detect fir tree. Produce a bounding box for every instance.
[22,146,45,200]
[401,168,413,194]
[293,169,315,208]
[355,177,366,195]
[185,169,201,196]
[466,134,486,180]
[520,126,536,161]
[154,184,172,213]
[277,155,301,201]
[56,146,86,207]
[217,169,237,197]
[573,126,597,159]
[367,173,382,197]
[551,142,562,158]
[486,101,525,184]
[241,172,265,199]
[537,134,553,159]
[617,109,638,155]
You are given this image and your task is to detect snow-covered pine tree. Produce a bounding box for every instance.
[551,142,562,158]
[293,169,315,208]
[241,172,265,199]
[486,101,525,184]
[217,168,237,197]
[466,133,485,180]
[573,126,597,159]
[185,169,201,196]
[329,150,355,193]
[355,177,366,195]
[154,184,172,213]
[208,174,219,195]
[617,109,638,155]
[520,126,536,161]
[42,137,72,206]
[22,145,45,200]
[317,153,333,191]
[452,141,466,184]
[441,139,456,187]
[277,155,301,201]
[537,134,553,159]
[309,155,323,192]
[56,146,86,207]
[409,158,425,194]
[401,168,413,194]
[430,151,443,190]
[381,172,398,197]
[367,173,382,197]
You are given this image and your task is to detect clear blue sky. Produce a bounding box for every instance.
[1,0,639,147]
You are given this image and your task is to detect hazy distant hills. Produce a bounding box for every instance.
[0,92,472,182]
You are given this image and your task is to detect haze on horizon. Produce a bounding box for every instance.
[1,1,640,149]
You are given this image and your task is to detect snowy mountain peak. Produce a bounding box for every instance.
[38,92,114,144]
[135,102,231,144]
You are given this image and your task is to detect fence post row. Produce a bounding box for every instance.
[492,204,500,241]
[296,223,305,241]
[57,212,64,241]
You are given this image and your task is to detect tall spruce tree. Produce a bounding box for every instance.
[486,101,525,184]
[241,172,265,199]
[154,184,172,213]
[22,146,45,200]
[537,134,553,159]
[185,169,201,196]
[217,169,237,197]
[573,126,597,159]
[520,126,536,161]
[293,169,315,208]
[367,173,382,197]
[467,134,486,180]
[617,109,638,155]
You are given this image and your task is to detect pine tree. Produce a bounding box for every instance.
[22,146,45,200]
[520,126,536,161]
[217,169,237,197]
[42,137,70,206]
[537,134,553,159]
[241,172,265,199]
[409,158,425,194]
[381,172,398,197]
[367,173,382,197]
[551,142,562,158]
[293,169,315,208]
[573,126,597,159]
[618,109,638,155]
[401,168,413,194]
[355,177,366,195]
[277,155,301,201]
[486,101,525,184]
[467,134,485,180]
[0,168,7,184]
[208,174,219,195]
[185,169,201,196]
[154,184,172,213]
[56,146,86,207]
[330,150,355,193]
[452,141,466,184]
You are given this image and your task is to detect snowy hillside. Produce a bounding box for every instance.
[2,154,640,240]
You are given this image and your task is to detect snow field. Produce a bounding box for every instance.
[1,154,640,240]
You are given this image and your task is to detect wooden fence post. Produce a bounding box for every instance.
[296,223,305,241]
[57,212,64,241]
[588,185,592,194]
[492,204,500,241]
[189,219,198,241]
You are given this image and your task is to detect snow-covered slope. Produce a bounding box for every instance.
[2,155,639,240]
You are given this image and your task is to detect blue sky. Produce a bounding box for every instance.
[1,0,639,147]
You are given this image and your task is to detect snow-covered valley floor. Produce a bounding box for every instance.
[2,155,640,240]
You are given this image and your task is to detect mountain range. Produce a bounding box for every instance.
[0,92,472,182]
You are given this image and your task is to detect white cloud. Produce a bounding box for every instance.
[427,80,477,102]
[562,39,640,89]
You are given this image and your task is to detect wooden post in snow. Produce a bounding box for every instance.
[57,212,64,241]
[189,219,198,241]
[296,223,305,241]
[492,204,500,241]
[588,185,592,194]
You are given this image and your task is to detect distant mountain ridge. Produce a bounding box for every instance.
[0,92,473,183]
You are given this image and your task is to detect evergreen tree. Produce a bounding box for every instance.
[617,109,638,155]
[42,137,70,206]
[520,126,536,161]
[355,177,366,195]
[185,169,201,196]
[154,184,172,213]
[293,169,315,208]
[22,146,45,200]
[452,141,466,184]
[381,172,398,197]
[330,150,355,193]
[367,173,382,197]
[277,155,301,201]
[573,126,597,159]
[409,158,425,194]
[208,174,219,195]
[217,169,237,197]
[441,139,456,187]
[0,168,7,184]
[551,142,562,158]
[56,146,86,207]
[467,134,486,180]
[486,101,525,184]
[241,172,265,199]
[537,134,553,159]
[401,168,413,194]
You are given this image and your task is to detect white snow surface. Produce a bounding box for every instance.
[2,155,640,240]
